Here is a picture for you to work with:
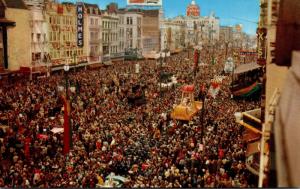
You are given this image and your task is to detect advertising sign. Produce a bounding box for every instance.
[77,3,84,47]
[127,0,162,6]
[256,28,267,66]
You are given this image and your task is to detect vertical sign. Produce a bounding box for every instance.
[77,3,84,47]
[257,28,267,66]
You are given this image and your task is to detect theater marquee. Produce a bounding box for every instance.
[77,3,84,47]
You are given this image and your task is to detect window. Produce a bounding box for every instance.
[37,33,41,42]
[91,18,94,25]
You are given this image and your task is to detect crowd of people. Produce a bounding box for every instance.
[0,48,260,188]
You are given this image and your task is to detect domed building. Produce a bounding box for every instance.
[186,0,200,17]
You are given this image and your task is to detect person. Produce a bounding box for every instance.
[0,48,259,187]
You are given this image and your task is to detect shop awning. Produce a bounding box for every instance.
[237,108,262,134]
[234,62,261,74]
[246,141,260,157]
[243,129,261,143]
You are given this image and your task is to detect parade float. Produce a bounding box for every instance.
[171,85,202,121]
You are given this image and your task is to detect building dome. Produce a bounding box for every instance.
[187,0,200,17]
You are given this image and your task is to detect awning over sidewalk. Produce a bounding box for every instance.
[234,62,261,74]
[246,141,260,157]
[236,108,262,134]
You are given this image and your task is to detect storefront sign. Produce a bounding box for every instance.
[77,3,84,47]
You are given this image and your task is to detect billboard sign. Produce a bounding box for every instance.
[127,0,162,6]
[77,3,84,47]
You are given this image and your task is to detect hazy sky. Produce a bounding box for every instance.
[68,0,260,35]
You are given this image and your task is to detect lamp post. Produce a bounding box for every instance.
[62,64,73,155]
[228,57,235,91]
[159,51,162,96]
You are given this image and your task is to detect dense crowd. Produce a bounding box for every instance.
[0,49,260,188]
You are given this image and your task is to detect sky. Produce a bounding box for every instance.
[68,0,260,35]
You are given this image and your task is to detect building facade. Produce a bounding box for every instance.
[85,3,102,64]
[23,0,49,68]
[141,9,161,55]
[124,10,143,51]
[102,3,120,60]
[45,2,88,67]
[160,19,185,52]
[172,13,220,47]
[1,0,31,71]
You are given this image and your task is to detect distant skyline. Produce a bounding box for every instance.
[67,0,260,35]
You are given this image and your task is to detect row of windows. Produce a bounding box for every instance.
[110,46,118,53]
[90,18,100,26]
[49,32,75,42]
[50,49,84,59]
[102,32,118,42]
[103,21,118,29]
[49,16,74,26]
[32,33,47,43]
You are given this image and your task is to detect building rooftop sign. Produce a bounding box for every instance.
[127,0,162,6]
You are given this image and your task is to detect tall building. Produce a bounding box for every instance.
[117,8,143,53]
[102,3,120,61]
[141,9,160,55]
[160,19,185,52]
[84,3,102,64]
[23,0,49,68]
[45,2,88,67]
[171,12,220,47]
[220,26,233,42]
[0,0,31,71]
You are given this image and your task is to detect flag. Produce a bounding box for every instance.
[37,134,48,140]
[24,137,31,158]
[208,82,220,99]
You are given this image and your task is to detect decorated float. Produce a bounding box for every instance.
[171,85,202,121]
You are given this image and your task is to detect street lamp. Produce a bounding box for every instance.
[62,64,73,155]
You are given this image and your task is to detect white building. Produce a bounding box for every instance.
[102,4,119,60]
[160,19,185,52]
[85,3,102,64]
[23,0,49,67]
[118,9,143,54]
[124,10,143,51]
[171,13,220,47]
